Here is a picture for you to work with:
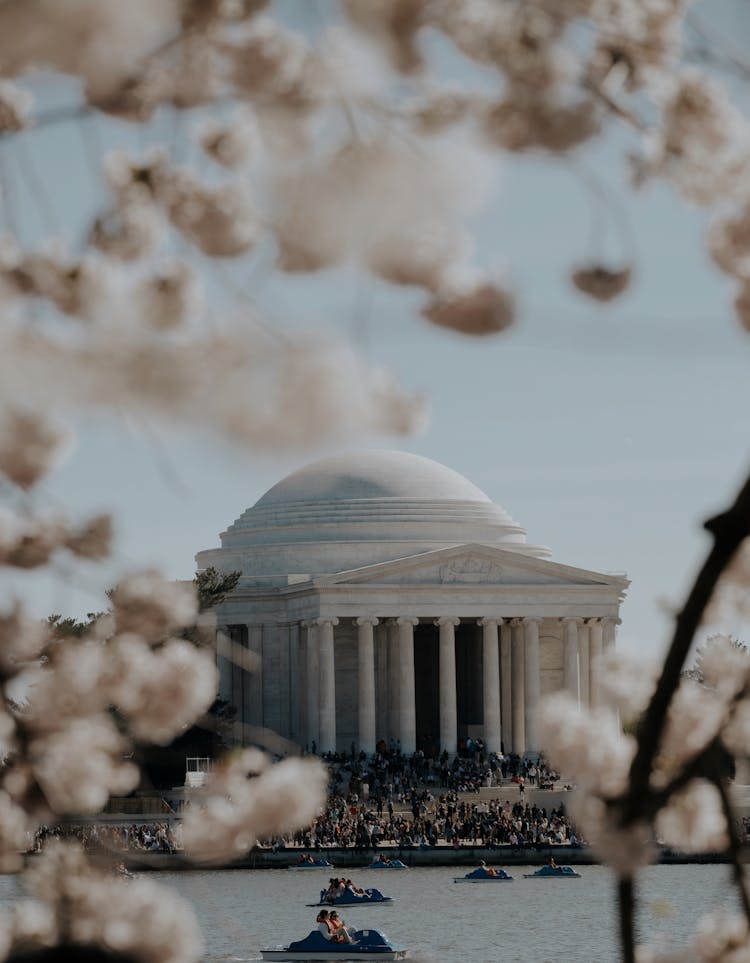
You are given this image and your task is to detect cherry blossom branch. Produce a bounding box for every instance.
[611,471,750,958]
[647,738,726,815]
[624,470,750,823]
[581,79,646,132]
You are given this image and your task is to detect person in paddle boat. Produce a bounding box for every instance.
[328,877,346,899]
[328,910,356,944]
[547,856,562,872]
[298,853,315,866]
[324,878,338,902]
[317,910,335,940]
[345,878,368,897]
[479,860,498,877]
[374,854,392,866]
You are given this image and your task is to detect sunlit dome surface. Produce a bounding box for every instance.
[255,450,493,506]
[210,452,551,568]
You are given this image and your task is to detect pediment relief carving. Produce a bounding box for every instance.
[438,555,504,583]
[322,545,618,587]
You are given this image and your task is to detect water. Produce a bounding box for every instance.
[0,864,740,962]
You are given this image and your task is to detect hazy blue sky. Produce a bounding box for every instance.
[2,1,749,662]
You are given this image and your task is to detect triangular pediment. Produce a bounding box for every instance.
[314,544,628,588]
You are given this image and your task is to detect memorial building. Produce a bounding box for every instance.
[196,450,627,757]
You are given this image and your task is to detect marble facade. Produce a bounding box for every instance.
[197,451,627,757]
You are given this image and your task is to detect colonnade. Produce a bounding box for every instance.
[301,615,618,757]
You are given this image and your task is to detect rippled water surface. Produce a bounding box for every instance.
[0,863,741,962]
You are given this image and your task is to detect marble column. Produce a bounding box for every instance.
[397,617,418,754]
[588,619,603,709]
[500,620,512,752]
[386,619,400,743]
[511,618,525,755]
[217,624,232,704]
[356,616,378,755]
[435,616,459,755]
[603,617,619,654]
[375,621,389,743]
[579,620,591,707]
[317,617,339,753]
[562,617,582,703]
[523,617,542,757]
[479,618,501,755]
[601,618,619,717]
[304,620,319,750]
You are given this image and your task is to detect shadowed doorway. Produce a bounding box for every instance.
[414,622,439,757]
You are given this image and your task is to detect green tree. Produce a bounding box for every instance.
[46,613,105,638]
[195,566,241,612]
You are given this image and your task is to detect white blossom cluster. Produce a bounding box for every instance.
[0,325,427,452]
[0,507,113,569]
[0,840,203,963]
[0,0,747,349]
[0,0,747,470]
[0,567,216,870]
[182,749,328,863]
[539,637,750,879]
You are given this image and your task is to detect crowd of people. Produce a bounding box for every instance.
[257,744,575,851]
[279,790,579,851]
[28,750,750,860]
[31,745,574,856]
[317,740,562,797]
[33,822,181,854]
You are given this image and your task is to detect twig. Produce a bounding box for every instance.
[581,78,646,133]
[566,156,639,265]
[686,13,750,83]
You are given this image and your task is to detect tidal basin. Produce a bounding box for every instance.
[0,864,740,962]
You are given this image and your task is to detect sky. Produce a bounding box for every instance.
[2,1,749,662]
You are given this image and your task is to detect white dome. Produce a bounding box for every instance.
[255,450,492,505]
[197,452,551,582]
[227,450,526,539]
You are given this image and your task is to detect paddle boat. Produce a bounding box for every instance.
[454,866,513,883]
[260,928,407,960]
[367,857,407,869]
[289,856,334,870]
[309,887,393,907]
[523,865,581,878]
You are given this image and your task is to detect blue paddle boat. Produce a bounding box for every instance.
[454,867,513,883]
[368,857,407,869]
[289,857,334,870]
[523,865,581,878]
[260,928,407,960]
[309,887,393,907]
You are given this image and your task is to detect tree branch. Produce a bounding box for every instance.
[618,875,636,963]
